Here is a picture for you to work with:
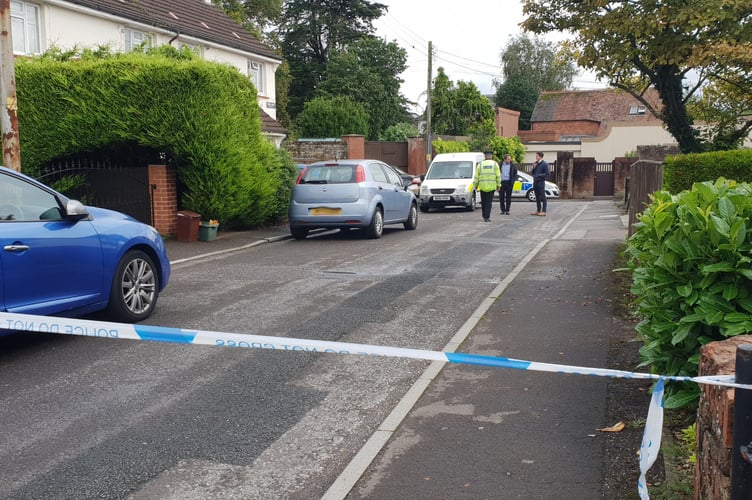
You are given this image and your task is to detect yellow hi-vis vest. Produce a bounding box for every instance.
[475,160,501,192]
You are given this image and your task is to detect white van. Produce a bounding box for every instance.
[418,152,484,212]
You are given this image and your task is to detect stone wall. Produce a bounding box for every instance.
[637,144,680,162]
[283,139,349,164]
[695,336,752,499]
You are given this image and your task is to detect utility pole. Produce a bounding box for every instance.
[0,0,21,171]
[425,40,432,165]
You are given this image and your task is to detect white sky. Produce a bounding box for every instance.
[373,0,606,114]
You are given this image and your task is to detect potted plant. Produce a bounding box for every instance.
[198,219,219,241]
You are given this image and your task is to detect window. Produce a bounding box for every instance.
[248,60,264,94]
[124,28,151,52]
[628,105,647,115]
[11,1,41,55]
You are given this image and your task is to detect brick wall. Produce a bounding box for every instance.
[695,336,752,499]
[148,164,177,236]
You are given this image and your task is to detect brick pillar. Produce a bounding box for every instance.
[695,335,752,500]
[342,135,365,159]
[408,137,427,176]
[148,164,177,237]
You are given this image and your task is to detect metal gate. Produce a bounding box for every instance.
[594,162,614,196]
[38,158,152,225]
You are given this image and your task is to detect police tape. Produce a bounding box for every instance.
[1,311,747,390]
[1,311,747,500]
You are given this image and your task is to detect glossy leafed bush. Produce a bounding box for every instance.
[626,178,752,407]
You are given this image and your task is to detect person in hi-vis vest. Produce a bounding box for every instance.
[476,151,501,222]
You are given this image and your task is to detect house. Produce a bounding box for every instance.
[518,88,676,163]
[10,0,287,144]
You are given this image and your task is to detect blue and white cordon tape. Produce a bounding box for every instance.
[2,312,749,500]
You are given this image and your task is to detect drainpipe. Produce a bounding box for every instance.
[168,30,180,45]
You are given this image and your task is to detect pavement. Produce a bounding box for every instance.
[162,201,634,499]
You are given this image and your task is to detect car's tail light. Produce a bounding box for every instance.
[355,165,366,183]
[295,167,308,184]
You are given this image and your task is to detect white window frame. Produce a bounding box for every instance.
[248,60,264,95]
[11,1,41,55]
[629,105,647,115]
[123,28,151,52]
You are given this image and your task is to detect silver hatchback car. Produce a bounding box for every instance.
[288,159,419,239]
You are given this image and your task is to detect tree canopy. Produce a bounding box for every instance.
[431,68,494,137]
[522,0,752,153]
[316,36,411,139]
[295,96,369,137]
[210,0,283,43]
[278,0,386,119]
[494,34,576,130]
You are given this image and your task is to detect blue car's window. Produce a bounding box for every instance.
[0,172,62,222]
[301,165,355,184]
[368,164,388,183]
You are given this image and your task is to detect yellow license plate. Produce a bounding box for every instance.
[310,207,342,215]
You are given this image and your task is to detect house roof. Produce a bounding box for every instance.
[260,109,287,136]
[531,88,663,124]
[65,0,281,61]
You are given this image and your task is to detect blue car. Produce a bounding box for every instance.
[0,166,170,322]
[288,159,418,239]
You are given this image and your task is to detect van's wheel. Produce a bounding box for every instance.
[467,190,477,211]
[367,208,383,239]
[419,205,429,213]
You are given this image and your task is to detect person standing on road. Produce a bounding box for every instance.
[476,151,501,222]
[530,152,550,216]
[499,153,518,215]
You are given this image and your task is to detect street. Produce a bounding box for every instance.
[0,200,627,499]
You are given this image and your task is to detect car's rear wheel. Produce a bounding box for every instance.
[367,208,384,239]
[290,226,309,240]
[526,189,536,202]
[107,250,159,322]
[404,204,418,230]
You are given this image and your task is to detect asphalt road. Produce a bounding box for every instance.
[0,199,628,499]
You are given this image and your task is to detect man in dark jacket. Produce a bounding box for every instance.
[531,152,550,216]
[498,153,518,215]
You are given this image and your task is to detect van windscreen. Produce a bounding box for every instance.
[425,161,474,180]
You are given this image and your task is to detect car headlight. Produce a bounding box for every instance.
[420,185,428,195]
[454,184,469,194]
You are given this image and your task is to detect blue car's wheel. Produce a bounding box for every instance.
[366,208,383,239]
[107,250,159,322]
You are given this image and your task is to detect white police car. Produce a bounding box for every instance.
[513,172,560,201]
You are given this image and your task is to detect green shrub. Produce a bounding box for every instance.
[488,136,525,163]
[626,178,752,408]
[380,122,419,141]
[432,138,470,154]
[664,149,752,193]
[295,96,369,138]
[16,46,279,227]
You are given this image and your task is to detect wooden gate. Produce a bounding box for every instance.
[365,141,408,167]
[594,162,615,196]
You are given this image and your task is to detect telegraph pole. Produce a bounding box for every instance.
[425,40,432,164]
[0,0,21,171]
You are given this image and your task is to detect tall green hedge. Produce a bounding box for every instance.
[663,149,752,193]
[15,48,286,227]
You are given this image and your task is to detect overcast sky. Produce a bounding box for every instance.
[373,1,606,114]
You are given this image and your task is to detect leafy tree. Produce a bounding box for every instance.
[494,34,576,130]
[430,68,494,136]
[210,0,283,44]
[521,0,752,153]
[278,0,386,119]
[295,96,369,137]
[381,122,419,141]
[316,36,411,139]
